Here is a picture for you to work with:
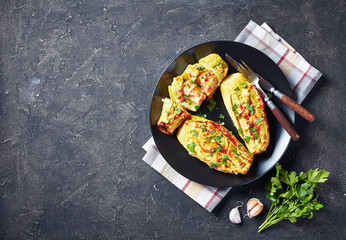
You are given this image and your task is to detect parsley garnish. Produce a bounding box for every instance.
[221,154,229,164]
[250,127,257,132]
[214,146,222,152]
[200,124,206,132]
[187,142,196,153]
[219,114,225,119]
[247,105,254,115]
[241,83,247,88]
[209,162,220,169]
[197,65,205,70]
[238,128,243,134]
[266,92,273,98]
[207,98,217,112]
[234,87,240,91]
[244,136,251,142]
[190,129,198,137]
[253,131,259,140]
[254,117,263,124]
[258,164,329,233]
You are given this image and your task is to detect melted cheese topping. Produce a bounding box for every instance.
[177,116,254,175]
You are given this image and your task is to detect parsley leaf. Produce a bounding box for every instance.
[221,154,229,164]
[254,117,263,124]
[207,98,217,112]
[258,164,329,233]
[209,162,220,169]
[190,129,198,137]
[244,136,251,142]
[187,142,196,153]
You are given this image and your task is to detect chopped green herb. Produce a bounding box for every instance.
[215,134,223,141]
[207,98,217,112]
[238,128,243,134]
[210,130,216,135]
[266,92,273,98]
[216,62,223,67]
[247,105,254,115]
[254,117,263,124]
[234,87,240,91]
[219,114,225,119]
[241,83,247,88]
[191,75,197,82]
[244,136,251,142]
[250,127,257,132]
[194,105,199,111]
[200,124,206,132]
[253,131,259,139]
[197,65,205,70]
[190,129,198,137]
[187,142,196,153]
[209,162,220,168]
[232,103,239,110]
[214,146,222,152]
[222,154,229,164]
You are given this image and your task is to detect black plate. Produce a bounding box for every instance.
[149,41,294,187]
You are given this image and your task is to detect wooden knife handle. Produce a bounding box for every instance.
[271,106,300,141]
[281,94,315,123]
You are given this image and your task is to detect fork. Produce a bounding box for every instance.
[225,54,300,141]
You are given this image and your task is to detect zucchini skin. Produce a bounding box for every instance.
[220,73,270,154]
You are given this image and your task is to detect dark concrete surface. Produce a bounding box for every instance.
[0,0,345,239]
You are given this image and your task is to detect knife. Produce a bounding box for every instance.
[257,74,315,123]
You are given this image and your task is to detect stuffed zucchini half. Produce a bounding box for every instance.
[157,98,190,135]
[220,73,270,154]
[169,54,228,111]
[176,115,254,175]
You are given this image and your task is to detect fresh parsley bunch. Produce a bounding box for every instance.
[258,164,329,232]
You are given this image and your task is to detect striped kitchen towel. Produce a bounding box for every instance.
[142,20,322,212]
[235,20,322,104]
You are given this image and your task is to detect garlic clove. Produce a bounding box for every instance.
[229,207,242,224]
[246,198,264,218]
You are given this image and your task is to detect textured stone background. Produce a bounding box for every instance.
[0,0,345,239]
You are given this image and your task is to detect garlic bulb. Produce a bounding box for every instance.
[246,198,264,218]
[229,201,243,224]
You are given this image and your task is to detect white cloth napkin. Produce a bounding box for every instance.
[142,20,322,212]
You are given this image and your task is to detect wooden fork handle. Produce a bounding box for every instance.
[271,106,300,141]
[280,94,315,123]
